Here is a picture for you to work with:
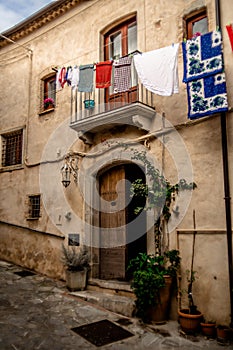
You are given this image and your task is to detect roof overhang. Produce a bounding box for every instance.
[0,0,85,48]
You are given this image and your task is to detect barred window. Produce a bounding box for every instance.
[1,129,23,167]
[28,195,41,219]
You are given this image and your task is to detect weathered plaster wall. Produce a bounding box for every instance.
[0,0,232,322]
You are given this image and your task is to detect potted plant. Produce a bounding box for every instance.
[127,249,180,323]
[61,244,90,291]
[178,270,203,334]
[200,319,216,338]
[126,149,195,323]
[43,97,55,110]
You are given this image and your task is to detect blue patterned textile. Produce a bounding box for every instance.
[182,31,223,82]
[187,72,228,119]
[182,31,228,119]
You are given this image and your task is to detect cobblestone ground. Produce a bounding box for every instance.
[0,260,232,350]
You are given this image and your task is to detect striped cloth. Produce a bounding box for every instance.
[113,56,132,93]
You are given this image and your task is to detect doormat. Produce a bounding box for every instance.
[71,319,134,347]
[14,270,36,277]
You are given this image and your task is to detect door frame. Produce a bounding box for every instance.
[79,147,156,280]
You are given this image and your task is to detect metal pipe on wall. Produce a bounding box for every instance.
[215,0,233,327]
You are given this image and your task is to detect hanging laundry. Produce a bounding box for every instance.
[182,31,228,120]
[133,44,179,96]
[226,24,233,51]
[56,68,62,91]
[95,60,113,88]
[182,31,223,83]
[66,66,73,86]
[113,56,132,93]
[186,72,228,119]
[78,64,94,92]
[71,66,80,89]
[59,67,67,88]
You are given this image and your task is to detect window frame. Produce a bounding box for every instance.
[1,129,24,169]
[104,17,137,60]
[27,194,41,220]
[103,16,137,103]
[185,9,208,40]
[41,73,56,112]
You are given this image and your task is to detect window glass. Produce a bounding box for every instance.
[128,22,137,54]
[192,17,208,36]
[186,11,208,39]
[109,31,122,60]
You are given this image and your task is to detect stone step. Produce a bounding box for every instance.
[70,289,136,317]
[87,278,135,298]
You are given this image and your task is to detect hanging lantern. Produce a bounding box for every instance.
[61,162,71,187]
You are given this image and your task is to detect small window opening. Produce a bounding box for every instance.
[28,195,41,219]
[42,74,56,111]
[186,10,208,39]
[1,129,23,167]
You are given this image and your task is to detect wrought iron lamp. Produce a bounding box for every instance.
[61,155,79,187]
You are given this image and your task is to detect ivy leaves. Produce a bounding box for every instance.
[130,150,196,221]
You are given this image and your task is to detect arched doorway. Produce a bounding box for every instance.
[98,163,147,280]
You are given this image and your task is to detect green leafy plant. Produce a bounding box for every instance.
[127,250,180,322]
[130,150,196,254]
[61,244,90,271]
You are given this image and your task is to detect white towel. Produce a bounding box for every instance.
[71,66,80,89]
[133,43,179,96]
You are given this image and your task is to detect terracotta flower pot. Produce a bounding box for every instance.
[146,275,173,323]
[200,322,216,338]
[216,325,232,344]
[178,308,203,334]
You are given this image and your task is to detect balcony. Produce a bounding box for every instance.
[69,57,156,143]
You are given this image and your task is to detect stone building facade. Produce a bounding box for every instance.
[0,0,232,324]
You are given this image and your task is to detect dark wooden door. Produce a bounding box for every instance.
[99,164,147,280]
[99,166,126,279]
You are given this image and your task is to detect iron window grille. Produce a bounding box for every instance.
[1,129,23,167]
[28,195,41,219]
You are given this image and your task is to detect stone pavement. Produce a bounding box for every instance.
[0,260,232,350]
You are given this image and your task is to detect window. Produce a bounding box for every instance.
[105,18,137,59]
[104,17,137,102]
[27,195,41,219]
[1,129,23,167]
[42,74,56,111]
[185,10,208,39]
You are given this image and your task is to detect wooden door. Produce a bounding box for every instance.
[99,166,126,279]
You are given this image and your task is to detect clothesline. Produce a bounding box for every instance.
[56,54,135,93]
[55,28,230,120]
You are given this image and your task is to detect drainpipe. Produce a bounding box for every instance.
[215,0,233,328]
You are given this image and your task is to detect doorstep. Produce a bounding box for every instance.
[70,278,136,317]
[87,278,135,298]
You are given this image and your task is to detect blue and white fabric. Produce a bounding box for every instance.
[182,31,223,82]
[187,72,228,119]
[182,30,228,120]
